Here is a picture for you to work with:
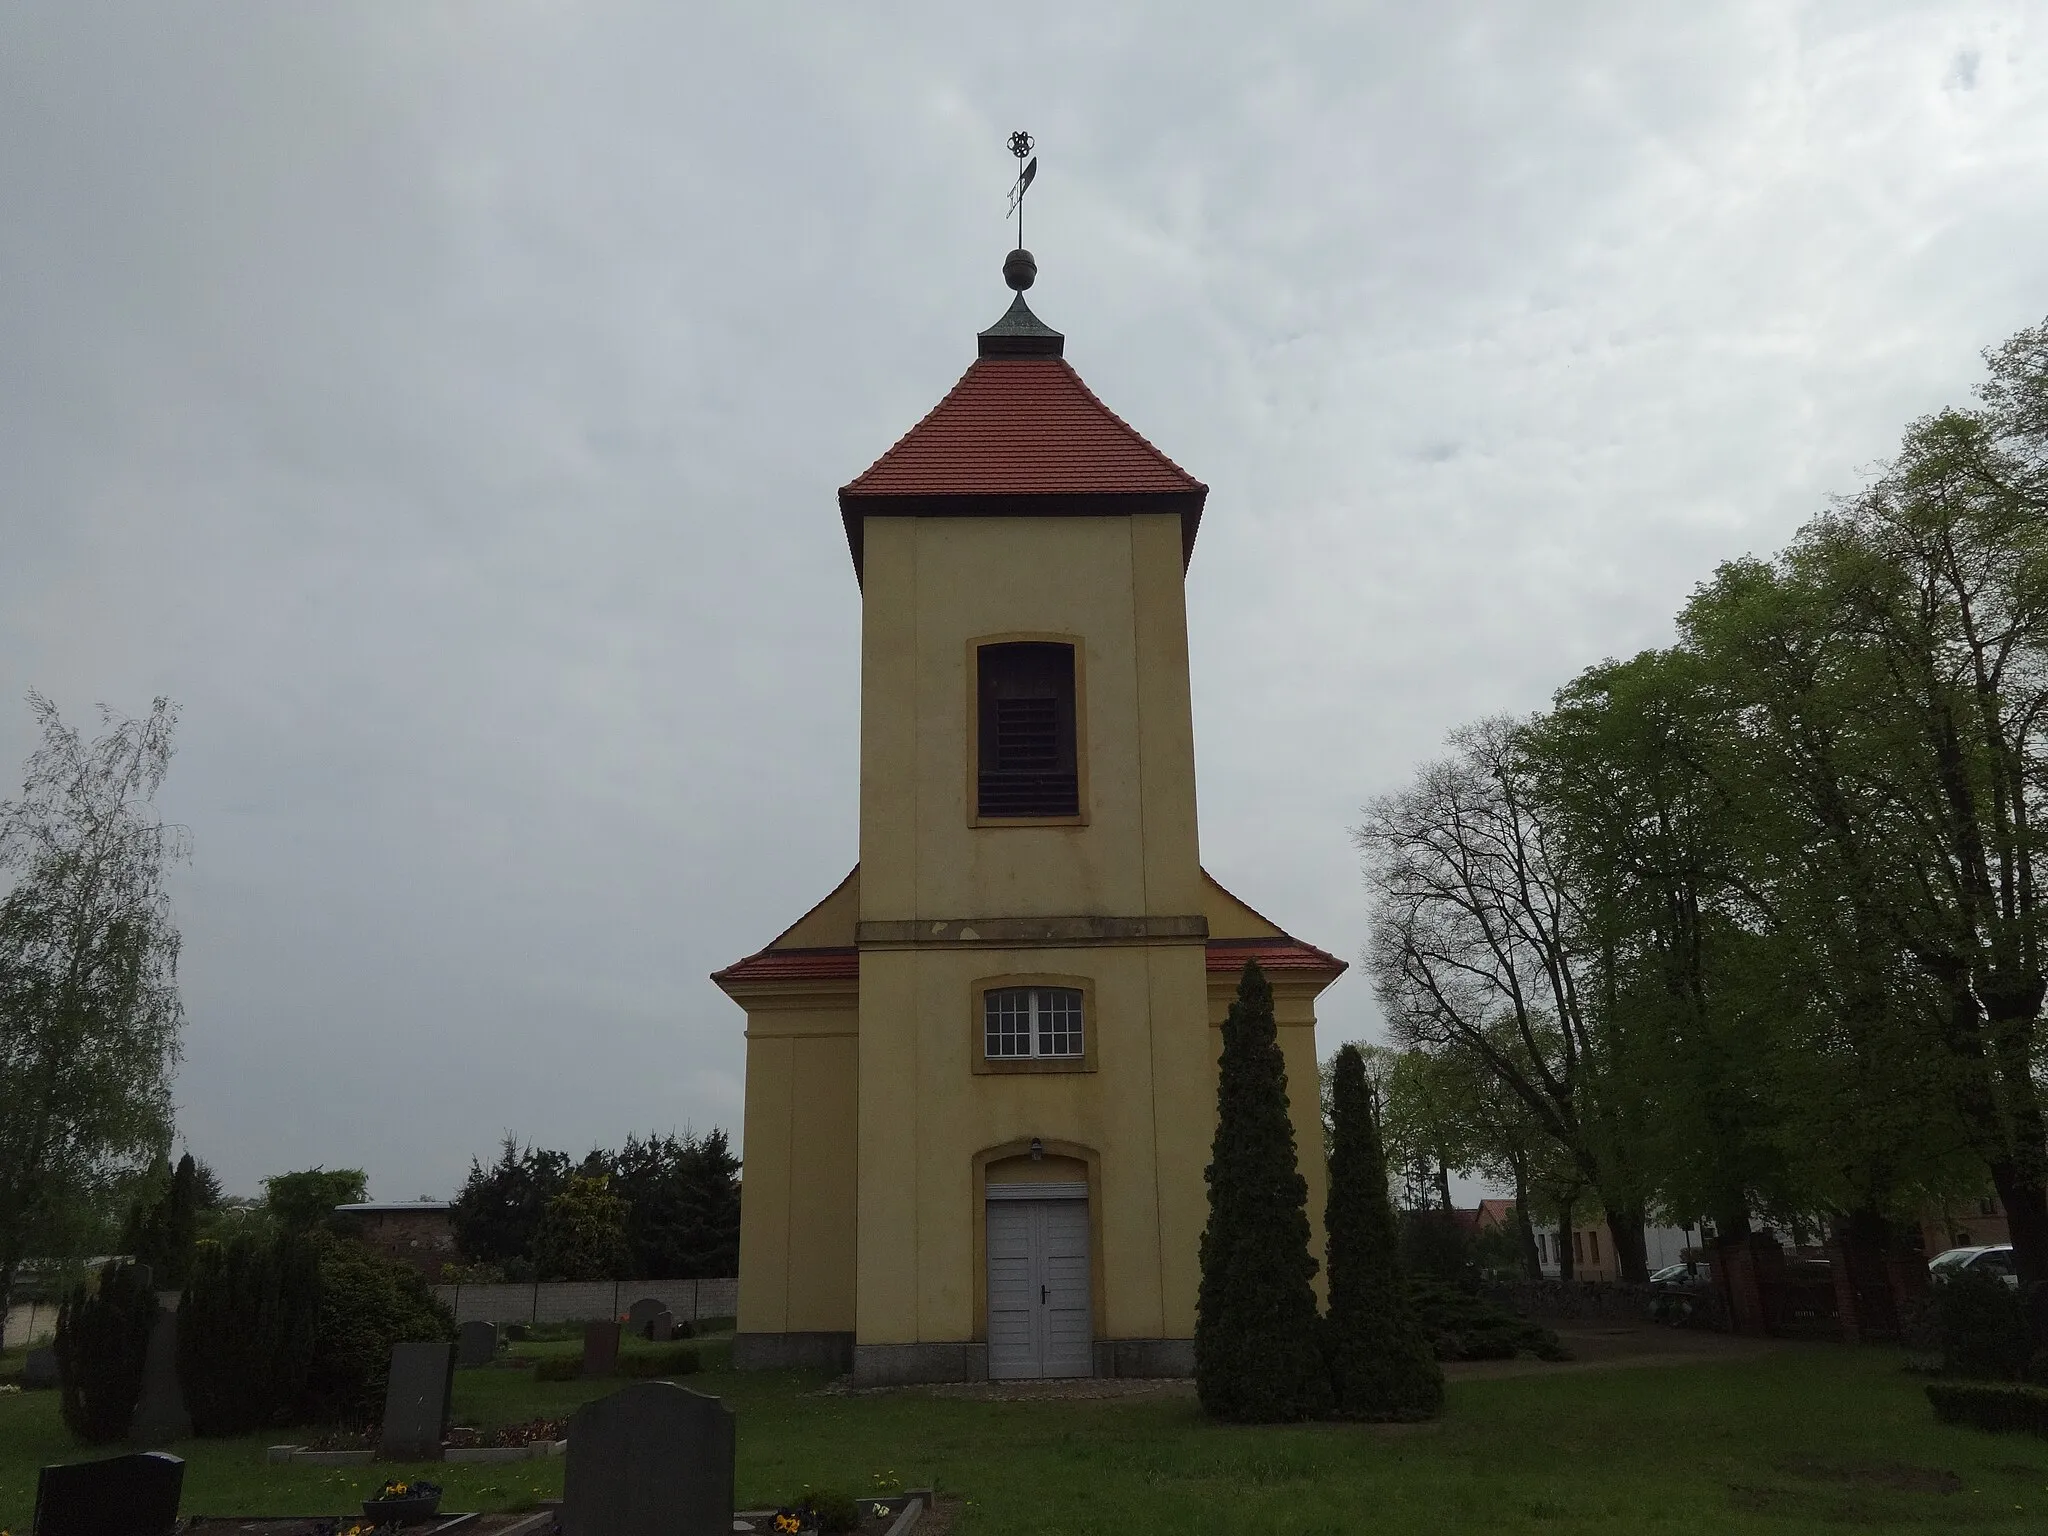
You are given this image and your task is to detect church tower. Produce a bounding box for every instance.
[715,214,1344,1386]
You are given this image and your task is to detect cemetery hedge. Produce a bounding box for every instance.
[178,1232,320,1434]
[52,1259,158,1444]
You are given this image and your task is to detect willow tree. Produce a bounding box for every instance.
[0,694,185,1298]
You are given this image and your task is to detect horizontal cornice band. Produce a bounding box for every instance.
[856,914,1208,948]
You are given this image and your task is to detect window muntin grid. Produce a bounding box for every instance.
[983,986,1085,1060]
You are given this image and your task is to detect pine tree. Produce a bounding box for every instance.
[1195,960,1332,1421]
[1324,1043,1445,1419]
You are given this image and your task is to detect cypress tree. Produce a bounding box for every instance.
[1324,1043,1444,1419]
[1195,959,1331,1421]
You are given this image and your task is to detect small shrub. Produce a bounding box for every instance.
[1936,1270,2029,1380]
[532,1355,581,1382]
[1927,1381,2048,1438]
[796,1489,862,1534]
[619,1344,701,1378]
[1411,1277,1569,1362]
[54,1260,159,1444]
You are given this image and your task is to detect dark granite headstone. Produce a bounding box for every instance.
[649,1309,675,1343]
[582,1318,622,1378]
[457,1318,498,1368]
[561,1381,735,1536]
[377,1341,455,1460]
[23,1345,58,1388]
[32,1451,182,1536]
[128,1308,191,1445]
[625,1297,665,1332]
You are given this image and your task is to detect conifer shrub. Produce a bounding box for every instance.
[54,1260,160,1444]
[302,1239,454,1422]
[177,1232,320,1434]
[1321,1043,1444,1420]
[1195,960,1331,1422]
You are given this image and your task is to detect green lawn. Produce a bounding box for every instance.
[4,1337,2048,1533]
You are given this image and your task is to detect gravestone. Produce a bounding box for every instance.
[128,1308,191,1445]
[649,1309,675,1343]
[582,1318,622,1378]
[23,1345,58,1388]
[560,1381,735,1536]
[32,1450,183,1536]
[377,1341,455,1460]
[625,1297,665,1332]
[457,1318,498,1368]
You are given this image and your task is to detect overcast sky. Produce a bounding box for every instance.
[3,3,2045,1202]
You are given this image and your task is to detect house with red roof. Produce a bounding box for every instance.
[713,240,1344,1385]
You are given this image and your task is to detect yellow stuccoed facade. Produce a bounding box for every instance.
[715,284,1342,1385]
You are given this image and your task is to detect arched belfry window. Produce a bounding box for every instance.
[976,641,1079,819]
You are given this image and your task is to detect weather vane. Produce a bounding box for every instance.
[1006,131,1037,251]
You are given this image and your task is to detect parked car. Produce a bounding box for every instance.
[1650,1261,1713,1289]
[1648,1261,1713,1325]
[1929,1244,2018,1288]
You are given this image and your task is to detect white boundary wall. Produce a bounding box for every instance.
[434,1277,738,1327]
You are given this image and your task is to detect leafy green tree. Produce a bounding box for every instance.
[1195,960,1330,1422]
[262,1167,367,1237]
[532,1173,631,1281]
[53,1259,159,1444]
[452,1137,571,1266]
[1323,1044,1443,1419]
[1357,719,1656,1281]
[0,694,185,1299]
[303,1238,453,1422]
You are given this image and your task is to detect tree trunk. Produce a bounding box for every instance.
[1555,1193,1575,1281]
[1435,1158,1454,1215]
[1992,1159,2048,1288]
[1606,1209,1650,1284]
[1510,1158,1542,1281]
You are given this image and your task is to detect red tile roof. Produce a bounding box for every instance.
[837,357,1207,577]
[714,936,1346,989]
[844,359,1205,499]
[1205,937,1349,977]
[710,947,857,985]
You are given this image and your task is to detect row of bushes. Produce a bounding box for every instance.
[52,1234,453,1444]
[1927,1381,2048,1438]
[529,1344,701,1382]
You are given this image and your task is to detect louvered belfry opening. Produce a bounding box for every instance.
[977,641,1079,818]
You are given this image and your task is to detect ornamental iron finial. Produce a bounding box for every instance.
[1005,131,1038,272]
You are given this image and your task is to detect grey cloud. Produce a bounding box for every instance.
[3,0,2044,1197]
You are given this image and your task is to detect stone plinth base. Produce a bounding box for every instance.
[731,1331,855,1373]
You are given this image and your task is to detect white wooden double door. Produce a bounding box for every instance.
[986,1187,1092,1379]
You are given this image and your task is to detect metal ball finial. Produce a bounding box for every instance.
[1003,248,1037,291]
